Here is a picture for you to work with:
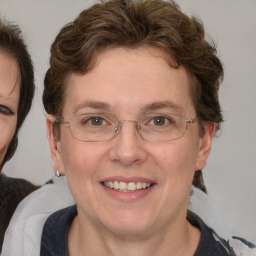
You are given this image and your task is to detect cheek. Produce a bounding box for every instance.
[59,137,108,184]
[0,119,17,163]
[59,139,111,213]
[0,147,7,165]
[60,143,95,202]
[151,138,200,183]
[61,144,96,175]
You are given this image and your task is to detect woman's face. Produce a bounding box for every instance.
[0,50,20,169]
[48,47,214,236]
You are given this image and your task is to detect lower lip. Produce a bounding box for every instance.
[101,184,155,201]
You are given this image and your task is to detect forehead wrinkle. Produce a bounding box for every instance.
[0,76,20,99]
[0,78,20,98]
[0,52,21,97]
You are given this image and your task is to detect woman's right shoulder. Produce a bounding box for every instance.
[40,205,77,256]
[2,177,75,256]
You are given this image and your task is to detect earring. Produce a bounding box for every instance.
[55,170,61,177]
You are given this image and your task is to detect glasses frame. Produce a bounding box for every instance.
[55,113,197,142]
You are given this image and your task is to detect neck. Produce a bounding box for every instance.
[68,212,200,256]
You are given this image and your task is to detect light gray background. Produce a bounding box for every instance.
[1,0,255,243]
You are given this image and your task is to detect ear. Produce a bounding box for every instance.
[46,114,65,175]
[195,122,215,170]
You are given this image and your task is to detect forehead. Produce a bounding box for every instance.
[0,49,20,97]
[64,47,194,116]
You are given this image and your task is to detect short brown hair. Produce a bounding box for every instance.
[43,0,224,191]
[0,19,35,167]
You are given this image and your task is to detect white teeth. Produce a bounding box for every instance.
[127,182,136,191]
[137,182,142,189]
[109,181,114,189]
[114,181,119,190]
[119,182,127,190]
[103,181,152,192]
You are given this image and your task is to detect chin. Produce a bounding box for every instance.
[107,223,151,236]
[100,211,154,236]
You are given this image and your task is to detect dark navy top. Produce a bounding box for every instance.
[40,205,248,256]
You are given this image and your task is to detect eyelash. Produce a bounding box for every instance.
[0,105,13,115]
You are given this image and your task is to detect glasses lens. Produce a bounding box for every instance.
[70,114,117,141]
[138,114,187,141]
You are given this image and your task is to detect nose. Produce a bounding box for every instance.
[109,121,147,167]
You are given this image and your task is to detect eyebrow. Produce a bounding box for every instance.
[73,100,183,114]
[73,101,112,113]
[141,101,184,113]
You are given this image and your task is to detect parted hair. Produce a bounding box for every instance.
[0,19,35,167]
[43,0,224,192]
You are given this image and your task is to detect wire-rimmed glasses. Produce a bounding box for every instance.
[55,113,197,142]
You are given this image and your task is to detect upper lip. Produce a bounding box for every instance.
[100,176,156,184]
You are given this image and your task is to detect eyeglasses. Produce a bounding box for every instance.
[56,113,197,142]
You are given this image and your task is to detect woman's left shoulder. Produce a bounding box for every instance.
[188,210,255,256]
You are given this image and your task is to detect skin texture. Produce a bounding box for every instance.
[0,50,20,170]
[47,47,215,256]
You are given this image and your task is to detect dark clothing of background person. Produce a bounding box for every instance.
[0,174,38,252]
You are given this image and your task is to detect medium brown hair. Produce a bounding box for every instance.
[43,0,224,192]
[0,19,35,168]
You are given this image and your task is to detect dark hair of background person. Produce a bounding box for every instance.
[43,0,224,192]
[0,19,35,169]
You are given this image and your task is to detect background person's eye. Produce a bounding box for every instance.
[0,105,12,115]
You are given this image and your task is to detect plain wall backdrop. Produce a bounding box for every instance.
[1,0,255,243]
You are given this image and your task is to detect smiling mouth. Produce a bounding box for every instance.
[103,181,153,192]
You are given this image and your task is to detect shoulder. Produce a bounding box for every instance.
[43,204,77,232]
[188,210,255,256]
[2,177,75,256]
[188,186,256,255]
[40,205,77,256]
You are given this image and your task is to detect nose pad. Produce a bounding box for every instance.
[114,121,141,137]
[114,126,120,134]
